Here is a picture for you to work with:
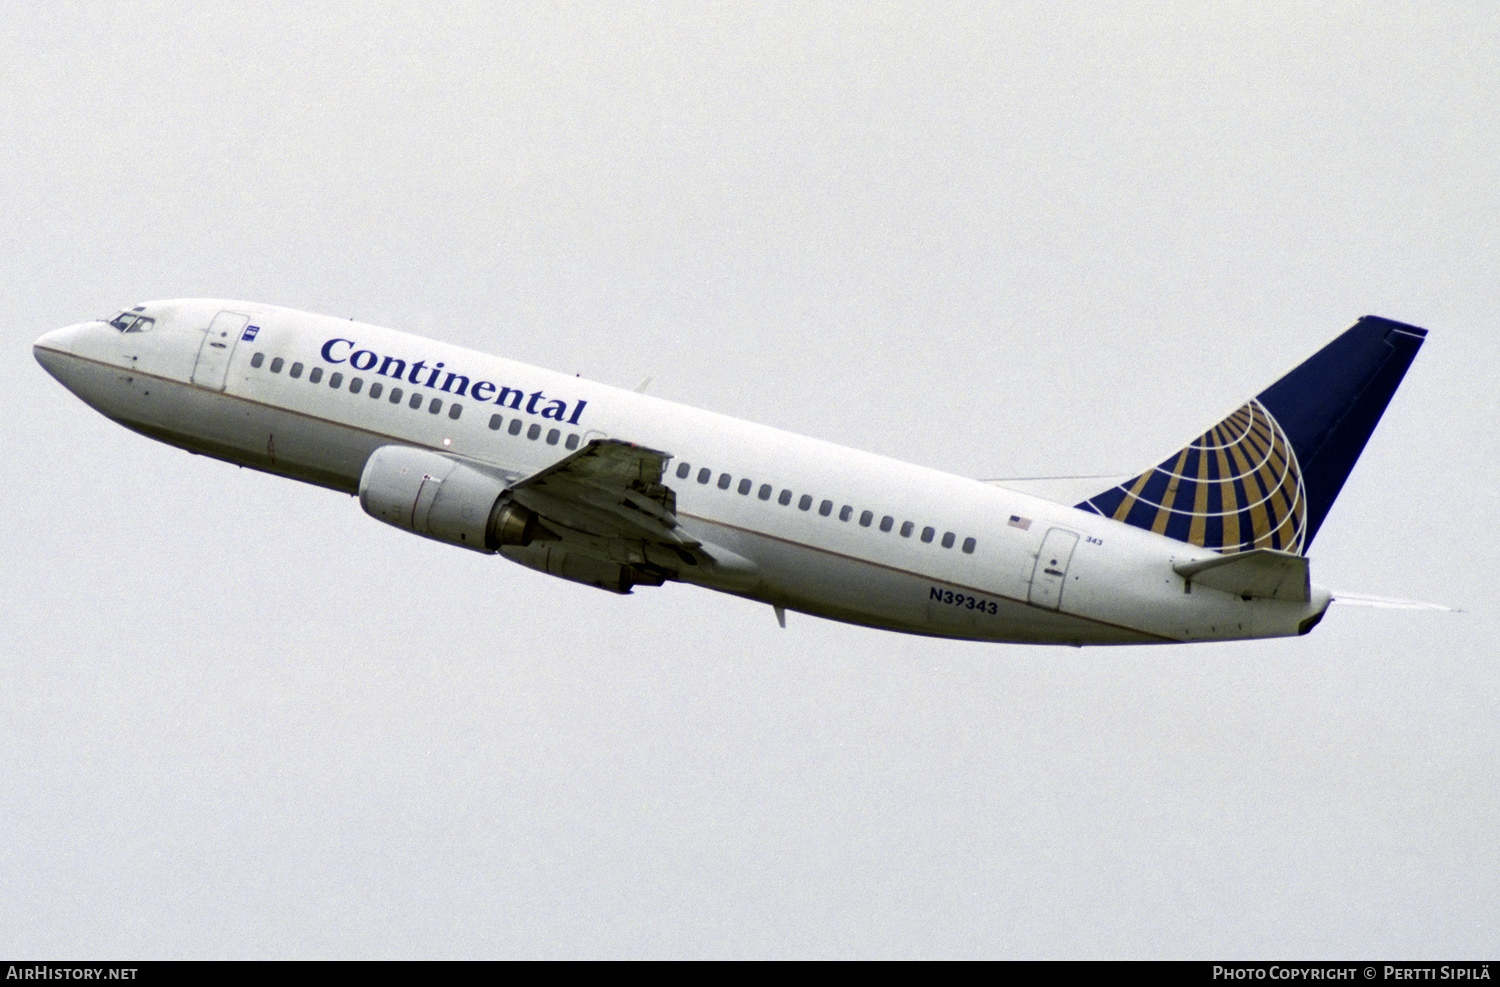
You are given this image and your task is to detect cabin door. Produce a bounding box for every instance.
[1028,527,1079,610]
[191,311,250,391]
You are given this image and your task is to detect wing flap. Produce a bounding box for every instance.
[501,438,760,591]
[507,439,699,547]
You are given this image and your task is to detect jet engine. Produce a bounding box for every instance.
[358,445,544,553]
[359,444,676,593]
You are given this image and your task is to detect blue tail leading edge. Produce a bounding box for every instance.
[1076,316,1428,555]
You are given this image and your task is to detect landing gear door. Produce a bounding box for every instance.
[191,311,250,391]
[1029,527,1079,610]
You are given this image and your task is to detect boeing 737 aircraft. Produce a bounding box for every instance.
[34,301,1426,645]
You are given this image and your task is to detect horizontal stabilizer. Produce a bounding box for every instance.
[1174,549,1310,602]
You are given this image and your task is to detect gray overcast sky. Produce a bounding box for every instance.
[5,1,1497,959]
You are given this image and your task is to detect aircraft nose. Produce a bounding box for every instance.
[34,323,89,388]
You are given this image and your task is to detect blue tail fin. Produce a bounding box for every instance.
[1076,316,1427,553]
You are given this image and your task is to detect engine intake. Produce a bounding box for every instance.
[358,445,545,553]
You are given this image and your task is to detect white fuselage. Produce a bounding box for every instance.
[34,299,1332,645]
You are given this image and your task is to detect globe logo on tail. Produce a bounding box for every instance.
[1077,399,1307,555]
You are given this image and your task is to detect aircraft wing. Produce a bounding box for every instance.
[504,438,701,551]
[486,438,761,594]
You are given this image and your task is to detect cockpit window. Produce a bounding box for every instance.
[108,311,155,333]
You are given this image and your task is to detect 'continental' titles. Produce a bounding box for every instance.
[320,338,586,425]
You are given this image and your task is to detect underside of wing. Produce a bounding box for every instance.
[507,439,697,551]
[499,439,760,594]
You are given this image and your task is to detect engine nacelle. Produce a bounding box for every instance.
[358,445,672,593]
[358,445,543,553]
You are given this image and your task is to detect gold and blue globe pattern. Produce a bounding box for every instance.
[1077,399,1307,554]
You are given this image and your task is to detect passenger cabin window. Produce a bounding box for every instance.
[389,387,403,403]
[489,414,503,431]
[369,382,383,399]
[250,352,265,368]
[646,477,979,553]
[309,367,323,384]
[349,377,363,394]
[270,357,284,373]
[565,434,580,450]
[290,362,304,378]
[509,419,523,436]
[546,427,559,444]
[329,372,343,389]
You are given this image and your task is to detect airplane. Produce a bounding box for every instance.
[33,300,1426,646]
